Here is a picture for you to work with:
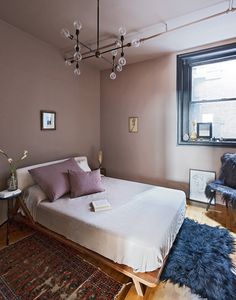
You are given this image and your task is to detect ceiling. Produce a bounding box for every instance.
[0,0,235,70]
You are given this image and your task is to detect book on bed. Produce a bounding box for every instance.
[91,199,112,212]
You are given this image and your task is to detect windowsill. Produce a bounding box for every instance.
[178,140,236,147]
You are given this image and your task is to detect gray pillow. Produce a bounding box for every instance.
[69,169,105,198]
[29,158,82,201]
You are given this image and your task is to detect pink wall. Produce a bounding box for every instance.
[0,20,100,221]
[100,41,236,195]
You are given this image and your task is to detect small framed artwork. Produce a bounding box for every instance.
[197,122,212,139]
[189,169,216,203]
[129,117,138,133]
[40,111,56,130]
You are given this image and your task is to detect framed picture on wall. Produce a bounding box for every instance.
[41,111,56,130]
[129,117,138,133]
[189,169,216,203]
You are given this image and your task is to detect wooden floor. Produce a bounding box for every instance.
[0,201,235,300]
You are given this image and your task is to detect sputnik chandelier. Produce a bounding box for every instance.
[61,0,141,79]
[61,0,235,79]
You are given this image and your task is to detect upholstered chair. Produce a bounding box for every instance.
[205,153,236,211]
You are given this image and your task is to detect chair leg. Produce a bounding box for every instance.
[206,195,215,211]
[225,200,228,209]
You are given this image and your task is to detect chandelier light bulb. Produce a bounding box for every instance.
[73,20,82,30]
[131,38,141,48]
[74,52,82,61]
[111,49,118,57]
[115,40,122,47]
[110,72,116,80]
[116,64,122,72]
[61,28,70,38]
[119,27,126,36]
[65,60,72,66]
[118,56,126,66]
[74,67,81,76]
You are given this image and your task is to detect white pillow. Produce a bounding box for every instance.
[74,157,91,172]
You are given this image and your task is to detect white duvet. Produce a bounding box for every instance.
[24,177,186,272]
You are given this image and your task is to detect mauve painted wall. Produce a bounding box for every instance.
[0,19,100,221]
[100,40,236,195]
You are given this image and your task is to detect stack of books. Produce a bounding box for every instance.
[91,199,112,212]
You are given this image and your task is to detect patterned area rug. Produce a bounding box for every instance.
[161,218,236,300]
[0,233,124,300]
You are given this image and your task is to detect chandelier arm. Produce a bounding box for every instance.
[67,42,131,61]
[81,42,117,57]
[68,34,96,53]
[68,30,118,55]
[68,37,96,53]
[98,42,117,51]
[80,41,95,53]
[99,43,131,55]
[81,49,96,56]
[82,54,97,60]
[81,54,112,66]
[81,42,131,57]
[65,56,74,61]
[81,45,119,57]
[81,42,131,61]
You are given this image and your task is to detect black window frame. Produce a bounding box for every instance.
[177,42,236,147]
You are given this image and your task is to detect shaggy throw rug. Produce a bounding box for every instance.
[0,233,124,300]
[161,218,236,300]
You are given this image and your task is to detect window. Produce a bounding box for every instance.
[177,43,236,147]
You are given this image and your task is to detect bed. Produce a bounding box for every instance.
[16,156,186,295]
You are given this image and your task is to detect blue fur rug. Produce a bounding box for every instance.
[161,218,236,300]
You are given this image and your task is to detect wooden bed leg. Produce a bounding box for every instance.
[133,278,146,296]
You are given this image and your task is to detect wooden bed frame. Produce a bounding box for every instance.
[16,195,167,297]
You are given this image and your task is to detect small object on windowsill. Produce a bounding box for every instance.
[100,167,106,176]
[197,138,210,142]
[183,133,189,142]
[190,120,197,141]
[0,189,21,199]
[190,136,197,141]
[210,137,220,142]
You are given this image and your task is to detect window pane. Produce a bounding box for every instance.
[189,100,236,139]
[192,59,236,102]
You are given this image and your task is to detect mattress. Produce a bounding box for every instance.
[26,176,186,272]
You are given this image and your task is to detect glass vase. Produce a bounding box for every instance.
[7,172,18,191]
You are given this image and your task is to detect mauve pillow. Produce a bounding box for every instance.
[69,169,105,198]
[29,158,82,201]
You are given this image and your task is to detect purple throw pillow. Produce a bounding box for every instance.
[29,158,83,201]
[69,169,105,198]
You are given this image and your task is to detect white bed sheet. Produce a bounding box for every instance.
[27,177,186,272]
